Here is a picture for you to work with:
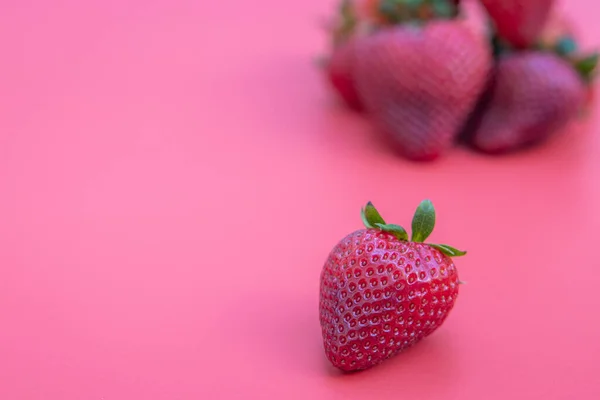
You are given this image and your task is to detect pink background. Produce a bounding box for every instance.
[0,0,599,399]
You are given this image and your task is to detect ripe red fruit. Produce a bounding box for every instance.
[479,0,555,49]
[326,39,364,111]
[319,200,466,372]
[354,20,491,160]
[470,52,588,154]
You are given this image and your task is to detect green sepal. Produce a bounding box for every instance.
[378,0,457,24]
[574,53,599,82]
[378,0,406,24]
[361,202,386,229]
[431,0,454,18]
[411,199,435,242]
[430,244,467,257]
[374,223,409,241]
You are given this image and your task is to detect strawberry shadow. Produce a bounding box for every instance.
[323,331,462,393]
[462,115,595,166]
[220,287,462,392]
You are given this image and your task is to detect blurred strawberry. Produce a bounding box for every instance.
[322,0,464,112]
[479,0,555,49]
[354,19,491,161]
[470,51,597,153]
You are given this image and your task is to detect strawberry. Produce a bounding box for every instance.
[354,20,491,160]
[326,39,364,111]
[322,0,463,114]
[479,0,555,49]
[470,51,596,153]
[319,200,466,372]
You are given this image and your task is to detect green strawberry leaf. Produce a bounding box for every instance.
[403,0,423,5]
[378,0,405,23]
[574,53,599,82]
[411,199,435,242]
[374,223,409,241]
[430,244,467,257]
[361,202,386,229]
[431,0,453,18]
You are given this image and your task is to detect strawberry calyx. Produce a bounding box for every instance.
[327,0,459,48]
[377,0,459,25]
[360,200,467,257]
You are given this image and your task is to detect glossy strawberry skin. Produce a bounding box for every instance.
[354,21,491,161]
[471,52,585,153]
[326,39,364,111]
[479,0,555,49]
[319,229,460,372]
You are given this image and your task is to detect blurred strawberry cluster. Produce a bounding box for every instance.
[321,0,598,161]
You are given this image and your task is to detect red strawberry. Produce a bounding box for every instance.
[479,0,555,49]
[326,39,364,111]
[322,0,463,114]
[319,200,466,372]
[470,52,590,153]
[354,21,491,160]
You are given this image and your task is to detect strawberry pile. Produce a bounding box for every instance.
[321,0,598,160]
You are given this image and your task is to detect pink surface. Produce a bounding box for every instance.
[0,0,599,399]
